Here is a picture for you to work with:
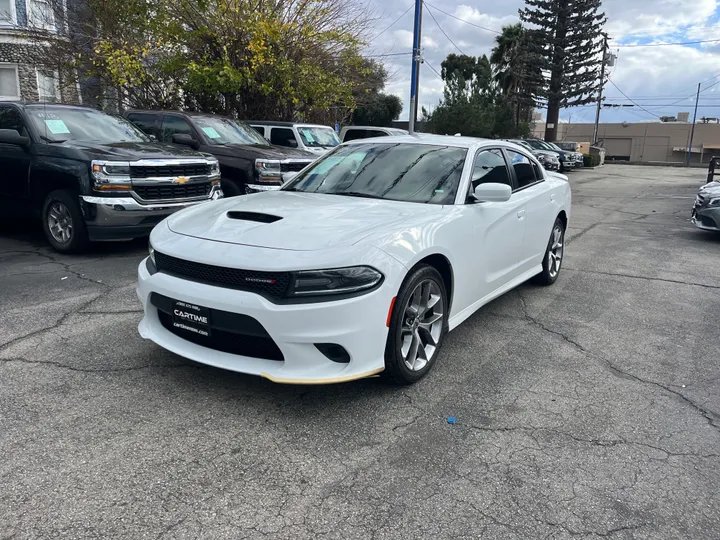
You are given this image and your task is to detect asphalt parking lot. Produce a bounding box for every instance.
[1,164,719,539]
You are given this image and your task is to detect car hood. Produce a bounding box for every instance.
[699,181,720,196]
[59,140,206,160]
[209,144,315,160]
[167,191,436,251]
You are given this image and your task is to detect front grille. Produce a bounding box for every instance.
[154,251,290,298]
[134,182,211,201]
[152,294,283,361]
[131,164,212,179]
[280,162,311,173]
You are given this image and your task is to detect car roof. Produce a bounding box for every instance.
[248,120,330,127]
[343,133,506,150]
[16,102,102,112]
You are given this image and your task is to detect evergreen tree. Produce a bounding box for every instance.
[519,0,607,141]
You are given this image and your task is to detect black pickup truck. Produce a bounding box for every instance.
[124,111,316,196]
[0,102,222,253]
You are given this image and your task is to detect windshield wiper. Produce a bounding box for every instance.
[325,191,382,200]
[39,135,66,143]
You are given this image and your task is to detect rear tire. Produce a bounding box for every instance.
[534,217,565,286]
[41,189,90,254]
[383,265,448,385]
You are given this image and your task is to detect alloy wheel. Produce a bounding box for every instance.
[400,279,444,372]
[48,202,74,244]
[548,224,564,278]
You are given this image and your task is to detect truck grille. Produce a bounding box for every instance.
[280,162,311,173]
[134,182,211,200]
[131,164,212,179]
[154,251,290,299]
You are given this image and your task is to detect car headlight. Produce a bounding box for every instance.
[288,266,383,297]
[91,160,132,191]
[148,243,155,265]
[709,198,720,207]
[255,159,283,183]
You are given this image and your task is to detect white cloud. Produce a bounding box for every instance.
[366,0,720,122]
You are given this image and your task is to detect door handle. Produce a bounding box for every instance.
[517,210,526,219]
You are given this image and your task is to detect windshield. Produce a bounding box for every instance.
[545,142,563,151]
[283,142,466,205]
[27,106,149,144]
[194,116,268,145]
[297,126,340,148]
[511,140,534,151]
[524,139,548,150]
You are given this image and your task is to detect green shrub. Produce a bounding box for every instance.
[583,154,600,167]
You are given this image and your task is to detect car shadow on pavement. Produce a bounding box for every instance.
[0,217,149,256]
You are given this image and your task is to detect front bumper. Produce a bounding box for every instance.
[81,186,223,240]
[692,206,720,231]
[136,235,407,384]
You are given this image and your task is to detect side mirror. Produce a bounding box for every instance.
[287,139,298,148]
[0,129,30,148]
[173,133,199,149]
[472,182,512,203]
[148,134,157,142]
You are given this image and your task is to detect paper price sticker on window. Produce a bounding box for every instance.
[44,119,70,134]
[201,127,221,139]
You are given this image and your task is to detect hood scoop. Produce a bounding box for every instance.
[226,211,282,223]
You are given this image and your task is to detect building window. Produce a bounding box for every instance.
[37,69,59,102]
[29,0,55,31]
[0,0,16,25]
[0,65,20,99]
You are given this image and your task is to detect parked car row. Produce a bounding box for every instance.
[0,101,412,253]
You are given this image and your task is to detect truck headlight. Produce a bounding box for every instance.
[287,266,383,297]
[255,159,282,183]
[209,158,220,176]
[91,160,132,191]
[709,198,720,207]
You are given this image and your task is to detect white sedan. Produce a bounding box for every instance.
[137,135,571,385]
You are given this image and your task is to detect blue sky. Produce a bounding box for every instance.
[366,0,720,124]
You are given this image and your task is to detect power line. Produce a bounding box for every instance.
[365,52,413,58]
[424,60,443,80]
[425,4,465,55]
[617,38,720,48]
[371,3,414,41]
[423,2,501,35]
[607,79,661,118]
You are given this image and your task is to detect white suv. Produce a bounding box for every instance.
[250,121,340,156]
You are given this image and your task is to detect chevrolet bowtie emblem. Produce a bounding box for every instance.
[173,177,189,184]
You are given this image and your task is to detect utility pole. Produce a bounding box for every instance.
[408,0,423,134]
[686,82,701,166]
[592,34,608,145]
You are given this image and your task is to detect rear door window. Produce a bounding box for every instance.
[505,150,540,189]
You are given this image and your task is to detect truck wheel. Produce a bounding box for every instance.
[41,190,90,253]
[221,178,244,197]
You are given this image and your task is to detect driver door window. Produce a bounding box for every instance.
[270,127,297,147]
[0,105,31,198]
[160,116,194,143]
[471,149,512,190]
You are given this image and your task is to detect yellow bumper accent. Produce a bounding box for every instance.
[260,367,384,385]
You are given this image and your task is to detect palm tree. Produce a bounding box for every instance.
[490,24,541,124]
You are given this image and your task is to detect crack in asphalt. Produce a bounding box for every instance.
[0,356,197,373]
[515,290,720,434]
[564,267,720,290]
[0,290,110,352]
[3,249,109,287]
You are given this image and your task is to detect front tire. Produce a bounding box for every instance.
[41,190,90,254]
[383,265,448,385]
[534,218,565,286]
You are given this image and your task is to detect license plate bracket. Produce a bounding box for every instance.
[172,300,211,337]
